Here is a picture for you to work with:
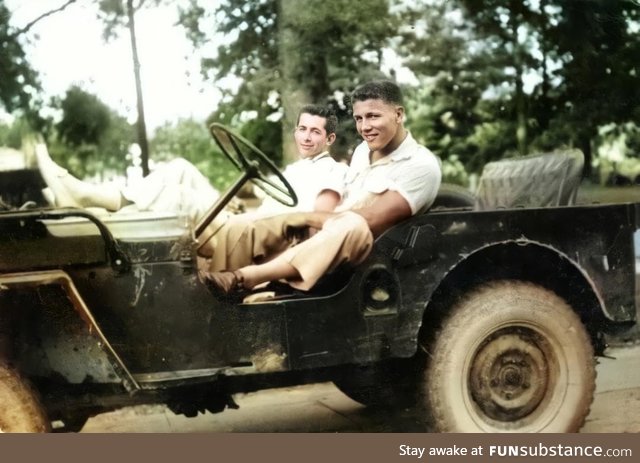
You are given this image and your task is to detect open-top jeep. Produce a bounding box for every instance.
[0,124,638,432]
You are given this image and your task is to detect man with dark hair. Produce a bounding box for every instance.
[35,104,344,224]
[197,104,347,260]
[298,103,338,134]
[255,104,345,215]
[202,80,442,294]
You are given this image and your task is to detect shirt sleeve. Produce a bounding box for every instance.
[387,149,442,214]
[316,159,347,198]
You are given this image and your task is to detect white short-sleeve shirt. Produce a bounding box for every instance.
[337,133,441,215]
[257,151,347,214]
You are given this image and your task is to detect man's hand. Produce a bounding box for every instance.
[283,213,310,242]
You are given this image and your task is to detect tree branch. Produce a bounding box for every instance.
[134,0,149,12]
[13,0,78,37]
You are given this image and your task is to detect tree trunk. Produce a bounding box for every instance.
[511,5,527,155]
[578,132,593,180]
[538,0,551,132]
[278,0,311,164]
[127,0,150,176]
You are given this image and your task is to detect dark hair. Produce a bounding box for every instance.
[297,104,338,135]
[350,80,404,106]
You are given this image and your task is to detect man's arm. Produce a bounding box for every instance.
[287,190,411,238]
[313,189,341,212]
[351,190,412,237]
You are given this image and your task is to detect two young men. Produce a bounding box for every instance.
[201,80,442,294]
[35,105,345,223]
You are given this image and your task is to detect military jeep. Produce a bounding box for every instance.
[0,125,638,432]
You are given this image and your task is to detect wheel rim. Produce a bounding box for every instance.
[468,326,560,427]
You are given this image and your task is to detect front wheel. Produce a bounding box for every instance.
[0,363,50,432]
[422,280,595,432]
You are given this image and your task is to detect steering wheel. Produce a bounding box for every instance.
[209,123,297,207]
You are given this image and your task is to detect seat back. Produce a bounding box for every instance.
[474,149,584,210]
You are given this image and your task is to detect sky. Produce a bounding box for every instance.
[5,0,222,130]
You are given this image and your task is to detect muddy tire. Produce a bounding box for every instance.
[0,363,50,432]
[422,280,595,432]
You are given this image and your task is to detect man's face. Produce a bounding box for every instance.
[294,113,335,158]
[352,99,404,154]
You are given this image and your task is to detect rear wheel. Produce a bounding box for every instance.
[422,280,595,432]
[0,363,50,432]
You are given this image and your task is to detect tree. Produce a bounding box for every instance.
[51,86,134,179]
[403,0,640,179]
[400,1,495,172]
[0,1,41,127]
[550,0,640,177]
[179,0,398,163]
[97,0,167,176]
[150,118,237,191]
[1,0,79,129]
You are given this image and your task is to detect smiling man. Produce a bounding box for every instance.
[256,104,346,214]
[202,80,442,294]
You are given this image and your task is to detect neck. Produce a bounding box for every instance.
[371,128,407,162]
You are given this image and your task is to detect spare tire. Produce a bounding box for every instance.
[431,183,475,210]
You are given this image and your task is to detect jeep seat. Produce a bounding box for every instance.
[474,149,585,210]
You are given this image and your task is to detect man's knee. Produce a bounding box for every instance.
[328,211,370,237]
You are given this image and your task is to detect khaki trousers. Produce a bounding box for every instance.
[204,211,373,290]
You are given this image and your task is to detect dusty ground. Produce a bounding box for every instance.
[81,345,640,433]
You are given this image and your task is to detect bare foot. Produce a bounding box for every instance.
[35,144,81,207]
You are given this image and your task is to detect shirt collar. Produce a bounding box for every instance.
[368,132,416,166]
[306,151,331,163]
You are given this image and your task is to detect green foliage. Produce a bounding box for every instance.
[402,0,640,182]
[180,0,400,158]
[97,0,165,40]
[50,86,134,179]
[150,118,238,191]
[56,87,111,146]
[0,0,43,127]
[240,119,283,166]
[593,122,640,185]
[0,118,31,149]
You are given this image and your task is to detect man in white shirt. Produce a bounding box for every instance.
[201,80,442,293]
[256,104,347,214]
[197,105,348,263]
[35,105,345,225]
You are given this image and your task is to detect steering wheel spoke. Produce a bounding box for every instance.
[209,123,297,207]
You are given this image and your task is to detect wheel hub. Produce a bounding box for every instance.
[469,328,550,422]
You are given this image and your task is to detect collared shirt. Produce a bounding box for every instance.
[257,151,347,214]
[337,133,441,215]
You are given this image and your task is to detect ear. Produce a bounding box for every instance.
[395,106,405,124]
[327,133,336,145]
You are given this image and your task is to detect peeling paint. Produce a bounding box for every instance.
[442,221,468,235]
[131,267,152,307]
[250,346,287,372]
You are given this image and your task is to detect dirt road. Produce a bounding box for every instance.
[80,345,640,433]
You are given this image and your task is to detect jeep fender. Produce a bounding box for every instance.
[0,270,138,391]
